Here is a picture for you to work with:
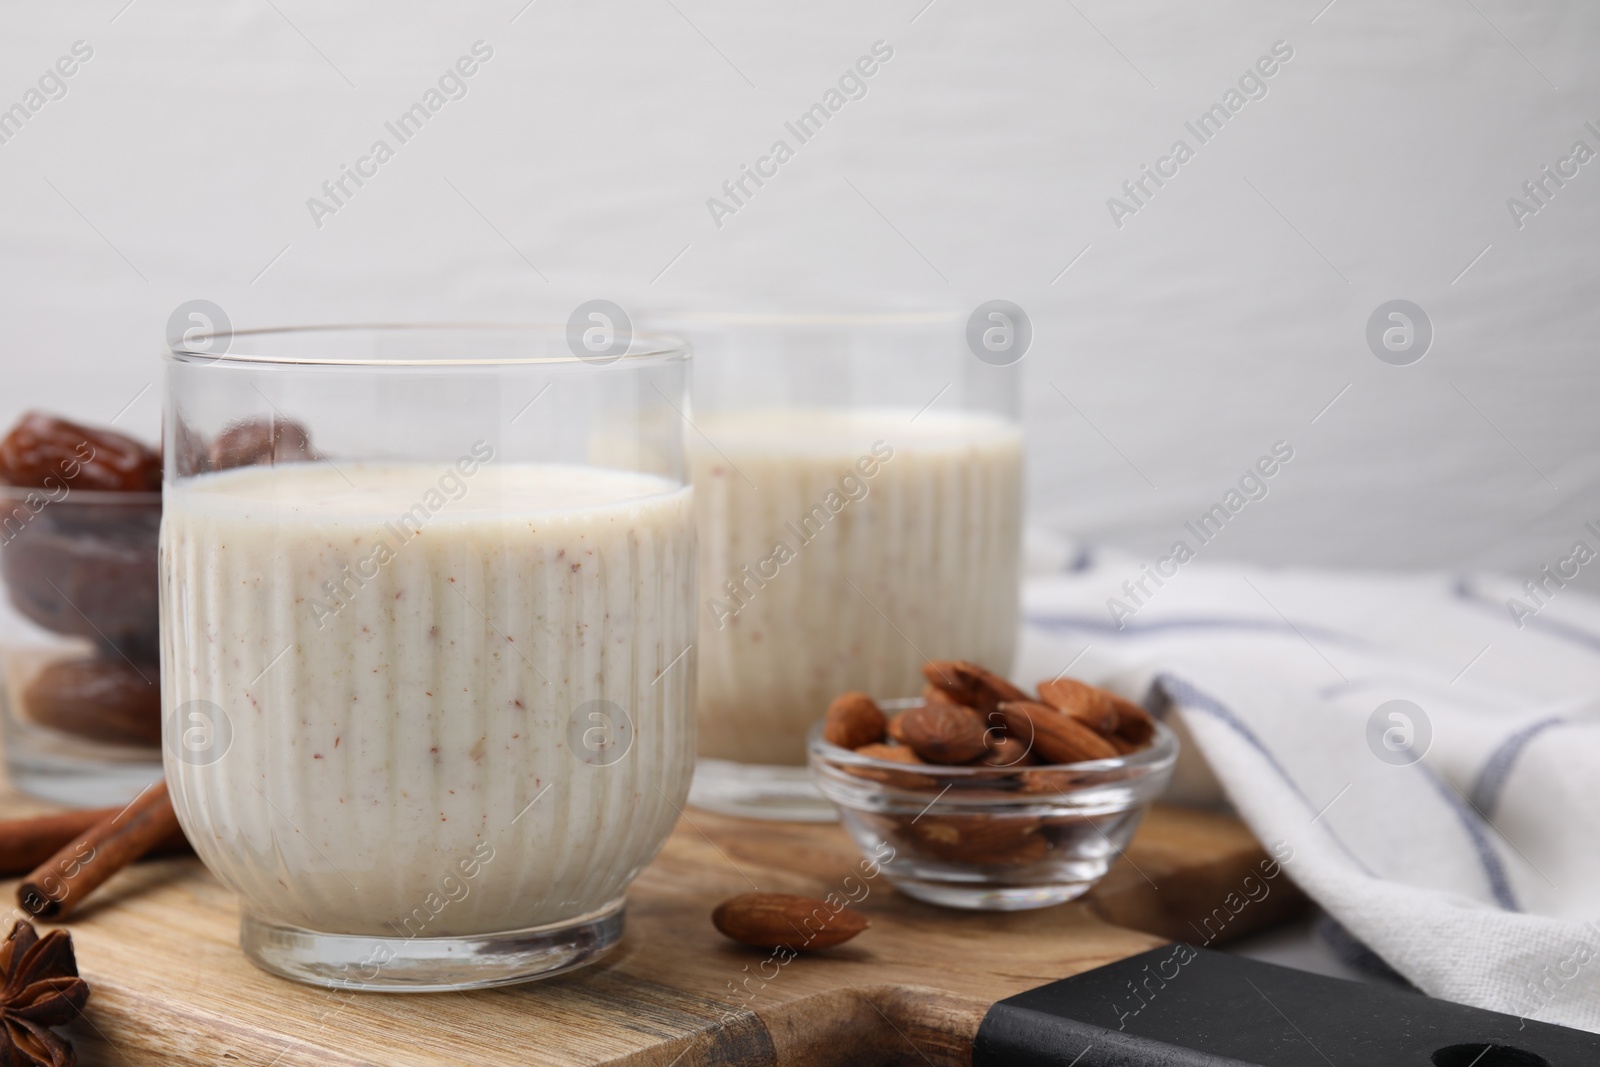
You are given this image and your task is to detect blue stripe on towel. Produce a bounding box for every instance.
[1029,613,1360,646]
[1469,715,1565,818]
[1413,762,1521,911]
[1313,912,1414,987]
[1153,672,1376,878]
[1452,578,1600,654]
[1156,672,1520,911]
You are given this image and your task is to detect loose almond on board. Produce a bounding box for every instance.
[711,893,869,952]
[823,692,886,750]
[897,702,989,765]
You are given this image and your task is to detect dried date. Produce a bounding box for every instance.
[207,417,316,470]
[0,413,159,492]
[23,655,161,747]
[0,498,160,652]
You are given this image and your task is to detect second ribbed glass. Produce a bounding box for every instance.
[661,312,1025,820]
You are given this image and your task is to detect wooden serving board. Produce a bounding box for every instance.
[0,794,1304,1067]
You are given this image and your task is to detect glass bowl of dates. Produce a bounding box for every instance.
[0,413,163,804]
[808,660,1177,911]
[0,411,314,804]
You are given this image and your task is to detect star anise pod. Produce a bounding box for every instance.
[0,920,90,1067]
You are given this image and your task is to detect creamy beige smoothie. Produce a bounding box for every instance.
[160,457,696,938]
[692,409,1022,765]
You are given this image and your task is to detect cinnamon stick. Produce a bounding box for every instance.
[0,805,190,877]
[17,781,183,919]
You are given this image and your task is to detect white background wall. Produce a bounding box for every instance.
[1,0,1596,592]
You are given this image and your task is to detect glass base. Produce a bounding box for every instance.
[688,758,838,822]
[888,877,1092,911]
[240,898,626,992]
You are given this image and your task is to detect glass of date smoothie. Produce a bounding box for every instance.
[652,312,1024,821]
[161,325,696,990]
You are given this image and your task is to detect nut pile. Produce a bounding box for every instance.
[818,662,1163,872]
[823,660,1155,784]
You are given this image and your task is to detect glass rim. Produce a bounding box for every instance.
[643,310,961,327]
[166,323,692,368]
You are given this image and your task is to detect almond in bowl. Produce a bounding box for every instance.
[808,661,1177,911]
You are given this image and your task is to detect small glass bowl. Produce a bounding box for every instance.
[0,486,163,805]
[808,699,1178,911]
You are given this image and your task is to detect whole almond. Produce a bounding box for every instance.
[897,702,988,764]
[1019,768,1091,794]
[1038,678,1155,748]
[976,732,1036,768]
[996,701,1119,765]
[1110,701,1156,746]
[712,892,868,951]
[1035,678,1119,734]
[920,661,974,706]
[905,814,1047,866]
[849,742,938,790]
[857,742,920,764]
[823,691,886,750]
[982,831,1049,867]
[921,660,1030,715]
[885,713,909,745]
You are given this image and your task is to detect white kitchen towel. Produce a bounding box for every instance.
[1014,550,1600,1031]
